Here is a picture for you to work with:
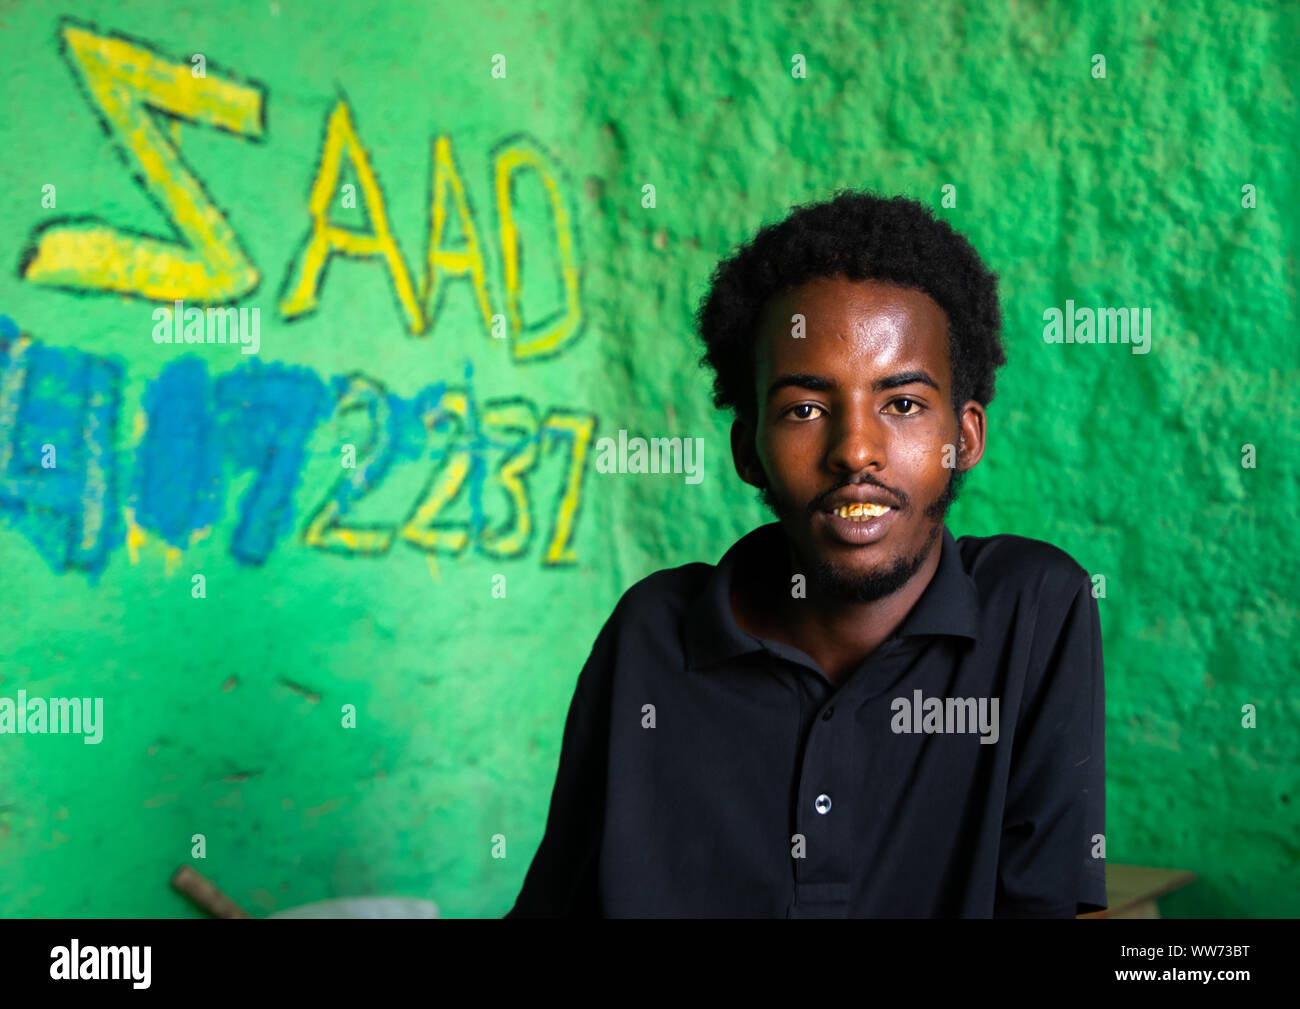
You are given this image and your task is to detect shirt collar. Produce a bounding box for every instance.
[683,521,981,671]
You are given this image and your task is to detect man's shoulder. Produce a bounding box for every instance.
[954,529,1093,605]
[610,559,715,625]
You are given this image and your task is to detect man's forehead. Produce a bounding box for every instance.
[761,275,946,325]
[756,278,950,374]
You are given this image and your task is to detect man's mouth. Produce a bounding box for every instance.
[828,503,892,521]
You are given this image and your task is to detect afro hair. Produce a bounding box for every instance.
[693,189,1006,423]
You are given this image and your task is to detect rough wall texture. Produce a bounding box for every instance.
[0,0,1295,917]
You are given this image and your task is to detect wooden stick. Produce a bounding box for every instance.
[170,865,252,919]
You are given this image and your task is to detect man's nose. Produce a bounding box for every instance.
[826,400,885,473]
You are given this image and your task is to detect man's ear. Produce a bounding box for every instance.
[730,415,765,489]
[956,401,987,473]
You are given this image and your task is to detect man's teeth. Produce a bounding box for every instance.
[832,503,891,520]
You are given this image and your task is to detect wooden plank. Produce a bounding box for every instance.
[1078,863,1197,919]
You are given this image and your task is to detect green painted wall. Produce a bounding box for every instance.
[0,0,1295,918]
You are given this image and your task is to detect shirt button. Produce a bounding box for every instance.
[822,706,835,721]
[815,794,832,814]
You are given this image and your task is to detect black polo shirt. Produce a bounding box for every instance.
[507,521,1106,918]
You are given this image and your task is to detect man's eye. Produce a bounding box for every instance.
[889,398,922,415]
[787,404,824,421]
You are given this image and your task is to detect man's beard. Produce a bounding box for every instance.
[758,465,966,604]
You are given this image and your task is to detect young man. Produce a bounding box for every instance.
[507,191,1106,918]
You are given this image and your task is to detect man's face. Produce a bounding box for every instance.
[731,275,985,603]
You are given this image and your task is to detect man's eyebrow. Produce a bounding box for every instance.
[766,373,835,398]
[875,369,941,393]
[766,369,941,399]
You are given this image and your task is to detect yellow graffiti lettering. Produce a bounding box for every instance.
[479,399,539,557]
[423,135,496,340]
[280,100,424,333]
[540,410,595,565]
[400,389,472,554]
[303,375,398,554]
[494,137,582,360]
[23,22,264,301]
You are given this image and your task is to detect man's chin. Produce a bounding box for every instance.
[810,551,924,604]
[759,476,954,604]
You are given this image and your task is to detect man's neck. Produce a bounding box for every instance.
[732,525,944,686]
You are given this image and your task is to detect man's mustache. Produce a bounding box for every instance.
[806,479,908,516]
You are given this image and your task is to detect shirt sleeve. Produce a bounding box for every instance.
[994,573,1107,918]
[504,606,619,918]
